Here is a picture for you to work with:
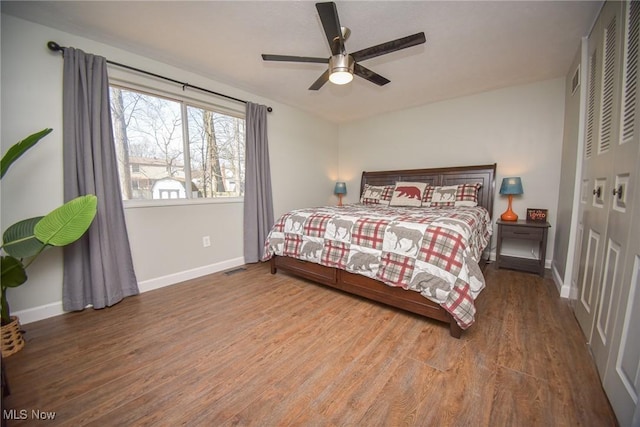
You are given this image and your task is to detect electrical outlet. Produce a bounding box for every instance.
[202,236,211,247]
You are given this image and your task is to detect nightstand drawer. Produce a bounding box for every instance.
[500,225,544,241]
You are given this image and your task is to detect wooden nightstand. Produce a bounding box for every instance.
[496,219,551,277]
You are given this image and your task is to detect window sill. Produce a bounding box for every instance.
[123,197,243,209]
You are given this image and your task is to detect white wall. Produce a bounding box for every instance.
[1,14,338,322]
[338,78,566,262]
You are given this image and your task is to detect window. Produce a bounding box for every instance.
[109,85,245,202]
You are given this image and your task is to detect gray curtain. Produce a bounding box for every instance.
[243,102,274,263]
[62,47,139,311]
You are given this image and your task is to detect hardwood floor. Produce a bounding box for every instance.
[2,263,616,426]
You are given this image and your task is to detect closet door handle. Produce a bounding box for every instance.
[612,185,623,200]
[593,187,602,198]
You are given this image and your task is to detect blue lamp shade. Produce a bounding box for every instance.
[334,182,346,206]
[499,177,524,195]
[334,182,347,195]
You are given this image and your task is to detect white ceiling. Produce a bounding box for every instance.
[2,1,602,123]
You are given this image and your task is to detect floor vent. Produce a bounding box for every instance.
[224,267,247,276]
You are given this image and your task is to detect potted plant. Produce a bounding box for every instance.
[1,128,97,357]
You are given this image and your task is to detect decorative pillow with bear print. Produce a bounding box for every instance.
[389,182,428,207]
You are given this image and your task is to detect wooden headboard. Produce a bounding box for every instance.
[360,163,497,218]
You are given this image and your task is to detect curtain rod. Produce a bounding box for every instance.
[47,41,272,112]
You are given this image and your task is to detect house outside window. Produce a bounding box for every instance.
[109,85,245,203]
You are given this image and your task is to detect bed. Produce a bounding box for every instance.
[263,164,496,338]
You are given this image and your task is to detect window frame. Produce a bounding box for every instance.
[108,75,246,209]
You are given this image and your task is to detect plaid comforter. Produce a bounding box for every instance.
[262,204,492,329]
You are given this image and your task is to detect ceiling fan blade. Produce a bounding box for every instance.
[262,54,328,64]
[351,32,426,62]
[316,2,344,56]
[354,63,390,86]
[309,69,330,90]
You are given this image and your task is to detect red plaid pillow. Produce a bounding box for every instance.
[422,183,482,207]
[455,183,482,206]
[422,186,434,204]
[360,184,394,206]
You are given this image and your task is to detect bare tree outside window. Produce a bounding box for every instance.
[110,86,245,201]
[111,87,134,199]
[188,107,245,198]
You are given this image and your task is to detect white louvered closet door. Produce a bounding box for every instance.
[600,1,640,425]
[575,1,640,425]
[574,1,621,344]
[588,0,626,375]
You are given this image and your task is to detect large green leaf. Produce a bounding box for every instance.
[1,256,27,289]
[34,195,97,246]
[0,128,53,179]
[2,216,46,258]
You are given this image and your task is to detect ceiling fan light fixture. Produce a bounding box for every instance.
[329,71,353,85]
[329,54,354,85]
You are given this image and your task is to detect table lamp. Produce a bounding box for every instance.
[499,177,523,221]
[334,182,347,206]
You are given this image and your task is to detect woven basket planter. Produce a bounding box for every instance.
[1,316,25,357]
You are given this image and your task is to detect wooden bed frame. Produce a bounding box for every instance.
[269,163,496,338]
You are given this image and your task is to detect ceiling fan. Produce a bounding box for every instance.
[261,1,426,90]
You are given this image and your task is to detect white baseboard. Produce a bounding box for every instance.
[12,301,66,325]
[14,257,246,325]
[552,264,564,295]
[551,263,576,299]
[137,257,245,293]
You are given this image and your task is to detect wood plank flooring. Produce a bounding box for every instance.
[2,263,617,426]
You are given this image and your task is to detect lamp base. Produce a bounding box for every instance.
[500,209,519,221]
[500,194,518,221]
